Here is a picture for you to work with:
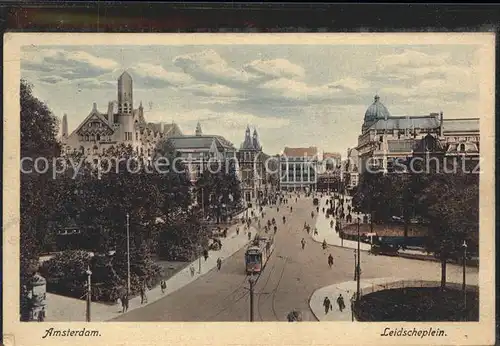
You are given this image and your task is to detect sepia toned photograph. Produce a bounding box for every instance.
[3,33,495,346]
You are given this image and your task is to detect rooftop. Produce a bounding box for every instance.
[283,146,318,158]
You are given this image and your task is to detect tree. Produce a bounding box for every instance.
[20,79,61,319]
[421,173,478,289]
[196,160,242,223]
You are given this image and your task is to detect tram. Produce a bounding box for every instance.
[244,235,275,275]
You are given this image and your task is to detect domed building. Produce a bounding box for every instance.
[362,95,391,132]
[351,95,480,176]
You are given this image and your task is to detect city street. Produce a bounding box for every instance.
[112,194,478,322]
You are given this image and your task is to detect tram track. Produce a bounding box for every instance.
[255,254,288,321]
[205,274,250,320]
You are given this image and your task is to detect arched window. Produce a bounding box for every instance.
[459,143,466,152]
[85,135,89,141]
[96,134,101,141]
[93,145,98,154]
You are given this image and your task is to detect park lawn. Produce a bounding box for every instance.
[355,287,478,321]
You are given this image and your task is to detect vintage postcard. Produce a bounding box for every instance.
[3,33,495,346]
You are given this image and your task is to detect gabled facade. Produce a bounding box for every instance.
[166,123,239,183]
[61,71,182,162]
[237,126,266,205]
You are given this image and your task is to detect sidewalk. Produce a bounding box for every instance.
[311,195,371,251]
[309,277,402,321]
[309,276,479,322]
[312,195,447,261]
[45,206,264,322]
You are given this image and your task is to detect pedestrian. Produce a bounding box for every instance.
[140,283,148,304]
[274,225,277,234]
[160,280,166,294]
[217,257,222,270]
[248,231,252,241]
[236,226,240,235]
[120,293,127,313]
[301,238,306,250]
[337,294,345,312]
[277,207,279,212]
[37,307,46,322]
[322,239,327,250]
[328,254,334,268]
[203,249,209,261]
[190,265,195,277]
[314,228,318,236]
[323,296,332,314]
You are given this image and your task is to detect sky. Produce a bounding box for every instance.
[20,44,481,156]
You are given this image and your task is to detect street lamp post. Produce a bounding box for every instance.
[353,250,357,281]
[126,213,131,299]
[356,217,361,300]
[85,266,92,322]
[462,240,467,321]
[249,276,255,322]
[198,245,202,274]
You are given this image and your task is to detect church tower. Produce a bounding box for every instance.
[117,71,134,142]
[62,113,68,139]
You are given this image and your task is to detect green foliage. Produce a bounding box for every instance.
[353,169,479,288]
[20,80,62,318]
[195,160,242,222]
[157,214,209,261]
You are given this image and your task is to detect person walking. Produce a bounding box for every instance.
[301,238,306,250]
[337,294,345,312]
[160,280,166,294]
[322,239,327,250]
[236,226,240,235]
[140,283,148,304]
[203,249,209,261]
[217,257,222,271]
[37,307,46,322]
[190,265,195,277]
[323,296,332,314]
[328,254,334,268]
[121,293,129,313]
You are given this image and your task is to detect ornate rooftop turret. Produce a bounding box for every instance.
[195,122,203,136]
[240,125,255,150]
[252,128,262,150]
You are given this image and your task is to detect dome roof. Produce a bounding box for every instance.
[364,95,390,121]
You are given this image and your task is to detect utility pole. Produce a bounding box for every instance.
[86,266,92,322]
[201,188,205,218]
[126,213,131,299]
[462,240,467,321]
[353,250,357,281]
[356,218,361,300]
[249,276,255,322]
[198,246,202,274]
